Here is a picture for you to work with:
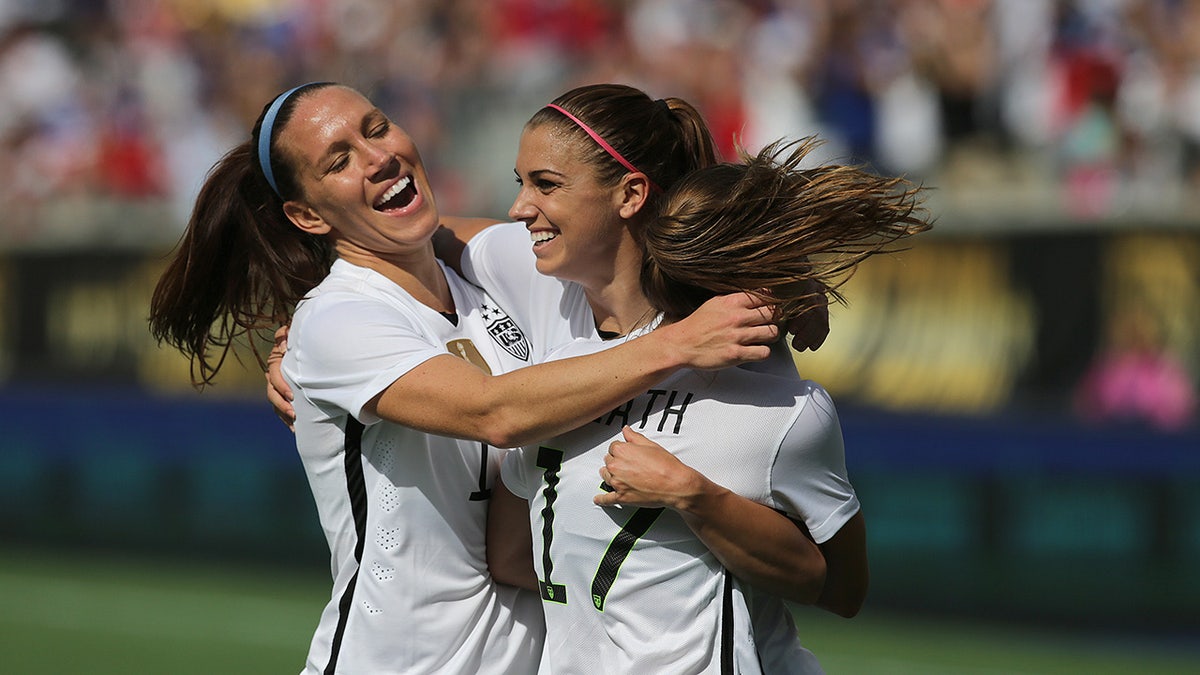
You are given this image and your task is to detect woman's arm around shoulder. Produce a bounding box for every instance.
[370,291,782,448]
[433,216,503,274]
[487,478,538,591]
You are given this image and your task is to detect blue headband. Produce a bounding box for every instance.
[257,84,312,198]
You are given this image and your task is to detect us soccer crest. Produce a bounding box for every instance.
[481,300,531,361]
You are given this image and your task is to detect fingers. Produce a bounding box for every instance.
[731,324,779,352]
[593,464,620,506]
[725,293,781,336]
[266,377,296,432]
[737,292,777,324]
[748,304,776,327]
[596,435,631,504]
[593,491,618,506]
[742,290,774,309]
[748,323,780,343]
[786,304,830,353]
[266,325,294,403]
[711,291,776,321]
[265,346,296,431]
[789,317,827,352]
[742,343,773,362]
[266,351,294,403]
[788,281,831,352]
[722,295,781,339]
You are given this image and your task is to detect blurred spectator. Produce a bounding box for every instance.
[0,0,1199,241]
[94,89,168,198]
[1074,305,1197,432]
[0,21,90,215]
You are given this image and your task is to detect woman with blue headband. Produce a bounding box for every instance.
[148,82,806,674]
[263,82,929,673]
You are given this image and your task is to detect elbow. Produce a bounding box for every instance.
[484,533,520,587]
[465,374,575,448]
[444,400,523,448]
[486,551,538,591]
[476,418,527,450]
[825,595,865,619]
[819,577,869,619]
[486,558,519,588]
[474,403,545,449]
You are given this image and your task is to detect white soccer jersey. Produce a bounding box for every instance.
[459,221,599,362]
[282,258,544,675]
[463,221,857,672]
[501,340,855,674]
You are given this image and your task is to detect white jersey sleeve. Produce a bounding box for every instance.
[460,222,541,330]
[499,441,533,500]
[771,382,860,544]
[286,291,446,426]
[461,221,598,358]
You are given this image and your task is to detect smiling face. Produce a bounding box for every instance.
[508,122,646,290]
[277,86,439,261]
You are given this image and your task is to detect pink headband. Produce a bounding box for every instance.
[545,103,662,192]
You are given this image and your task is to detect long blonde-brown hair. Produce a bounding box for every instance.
[642,137,933,323]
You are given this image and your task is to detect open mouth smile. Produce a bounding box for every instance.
[530,230,558,245]
[374,176,417,212]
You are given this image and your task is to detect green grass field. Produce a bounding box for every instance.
[2,548,1197,674]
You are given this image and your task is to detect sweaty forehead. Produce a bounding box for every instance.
[518,122,593,174]
[277,88,371,163]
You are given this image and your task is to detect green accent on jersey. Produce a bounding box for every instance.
[589,507,664,612]
[536,447,567,604]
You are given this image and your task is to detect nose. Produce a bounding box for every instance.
[361,139,395,179]
[508,186,535,222]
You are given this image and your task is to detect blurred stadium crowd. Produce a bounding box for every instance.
[3,0,1200,245]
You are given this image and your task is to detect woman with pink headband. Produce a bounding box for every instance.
[150,82,813,674]
[435,83,927,672]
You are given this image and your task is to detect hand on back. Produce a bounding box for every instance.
[659,292,780,370]
[266,325,295,430]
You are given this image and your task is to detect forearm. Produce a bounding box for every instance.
[594,426,826,603]
[677,481,827,605]
[813,511,869,617]
[375,292,776,446]
[486,481,537,590]
[376,329,689,448]
[484,334,685,446]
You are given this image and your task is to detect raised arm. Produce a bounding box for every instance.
[372,292,779,449]
[266,290,781,436]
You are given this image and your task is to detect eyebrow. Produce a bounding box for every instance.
[361,108,386,131]
[316,109,387,171]
[518,167,566,181]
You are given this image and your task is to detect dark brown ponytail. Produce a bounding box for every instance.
[528,83,720,195]
[148,83,336,387]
